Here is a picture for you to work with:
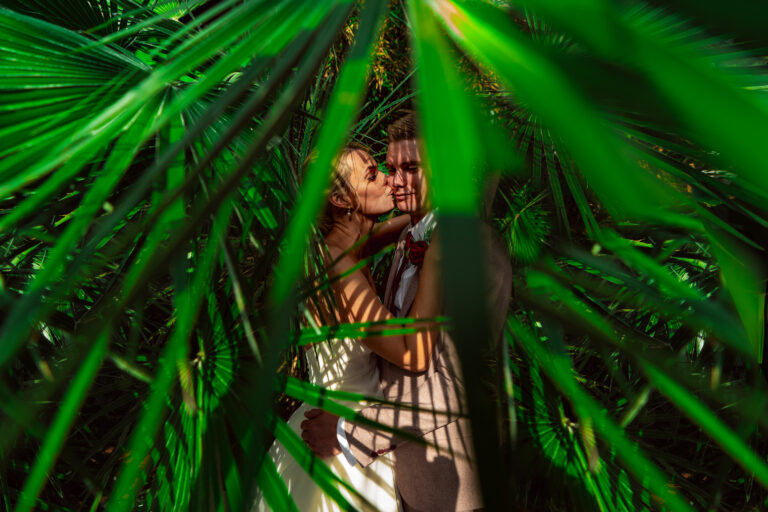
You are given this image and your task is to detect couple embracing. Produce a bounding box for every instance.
[254,113,512,511]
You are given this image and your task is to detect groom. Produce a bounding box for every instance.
[301,112,512,511]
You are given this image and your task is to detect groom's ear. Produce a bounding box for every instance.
[329,192,352,209]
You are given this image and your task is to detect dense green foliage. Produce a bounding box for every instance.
[0,1,767,510]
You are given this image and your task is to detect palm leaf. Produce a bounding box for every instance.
[2,1,768,509]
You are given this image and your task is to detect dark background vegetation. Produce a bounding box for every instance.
[1,1,767,510]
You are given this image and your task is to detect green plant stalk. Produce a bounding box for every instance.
[14,331,110,512]
[255,455,299,512]
[0,96,162,369]
[0,2,343,458]
[705,225,765,362]
[509,316,695,512]
[430,0,698,229]
[516,0,768,198]
[412,0,510,507]
[269,0,386,307]
[0,0,291,193]
[642,362,768,489]
[105,200,233,512]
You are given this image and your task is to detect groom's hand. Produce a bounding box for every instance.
[300,409,342,458]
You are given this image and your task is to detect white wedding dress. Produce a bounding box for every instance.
[253,339,399,511]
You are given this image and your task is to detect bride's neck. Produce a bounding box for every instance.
[325,212,374,259]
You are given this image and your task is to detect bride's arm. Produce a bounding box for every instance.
[365,214,410,255]
[331,248,440,372]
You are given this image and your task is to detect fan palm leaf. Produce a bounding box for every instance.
[1,0,768,510]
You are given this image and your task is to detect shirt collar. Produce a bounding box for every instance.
[408,210,437,242]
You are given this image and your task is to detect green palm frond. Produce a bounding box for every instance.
[496,184,551,264]
[2,0,768,510]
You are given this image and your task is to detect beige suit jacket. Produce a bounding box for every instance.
[344,223,512,511]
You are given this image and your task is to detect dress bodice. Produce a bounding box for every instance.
[304,338,380,406]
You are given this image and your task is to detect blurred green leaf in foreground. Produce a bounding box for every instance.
[0,0,767,510]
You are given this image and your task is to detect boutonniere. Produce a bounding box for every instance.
[405,233,429,267]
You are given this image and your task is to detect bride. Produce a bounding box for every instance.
[253,145,440,511]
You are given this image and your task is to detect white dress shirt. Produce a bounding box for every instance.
[392,211,437,316]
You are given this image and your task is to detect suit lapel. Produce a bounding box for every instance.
[383,224,411,311]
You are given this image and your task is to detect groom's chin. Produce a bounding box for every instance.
[395,200,414,212]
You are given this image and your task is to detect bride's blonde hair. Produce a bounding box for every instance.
[316,142,371,236]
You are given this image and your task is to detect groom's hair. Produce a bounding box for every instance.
[387,111,418,143]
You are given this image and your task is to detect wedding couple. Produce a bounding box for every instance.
[254,113,512,511]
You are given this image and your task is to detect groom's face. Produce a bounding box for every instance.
[386,138,429,215]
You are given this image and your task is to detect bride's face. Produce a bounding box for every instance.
[345,149,394,216]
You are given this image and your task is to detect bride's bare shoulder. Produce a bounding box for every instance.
[305,245,364,329]
[320,242,358,279]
